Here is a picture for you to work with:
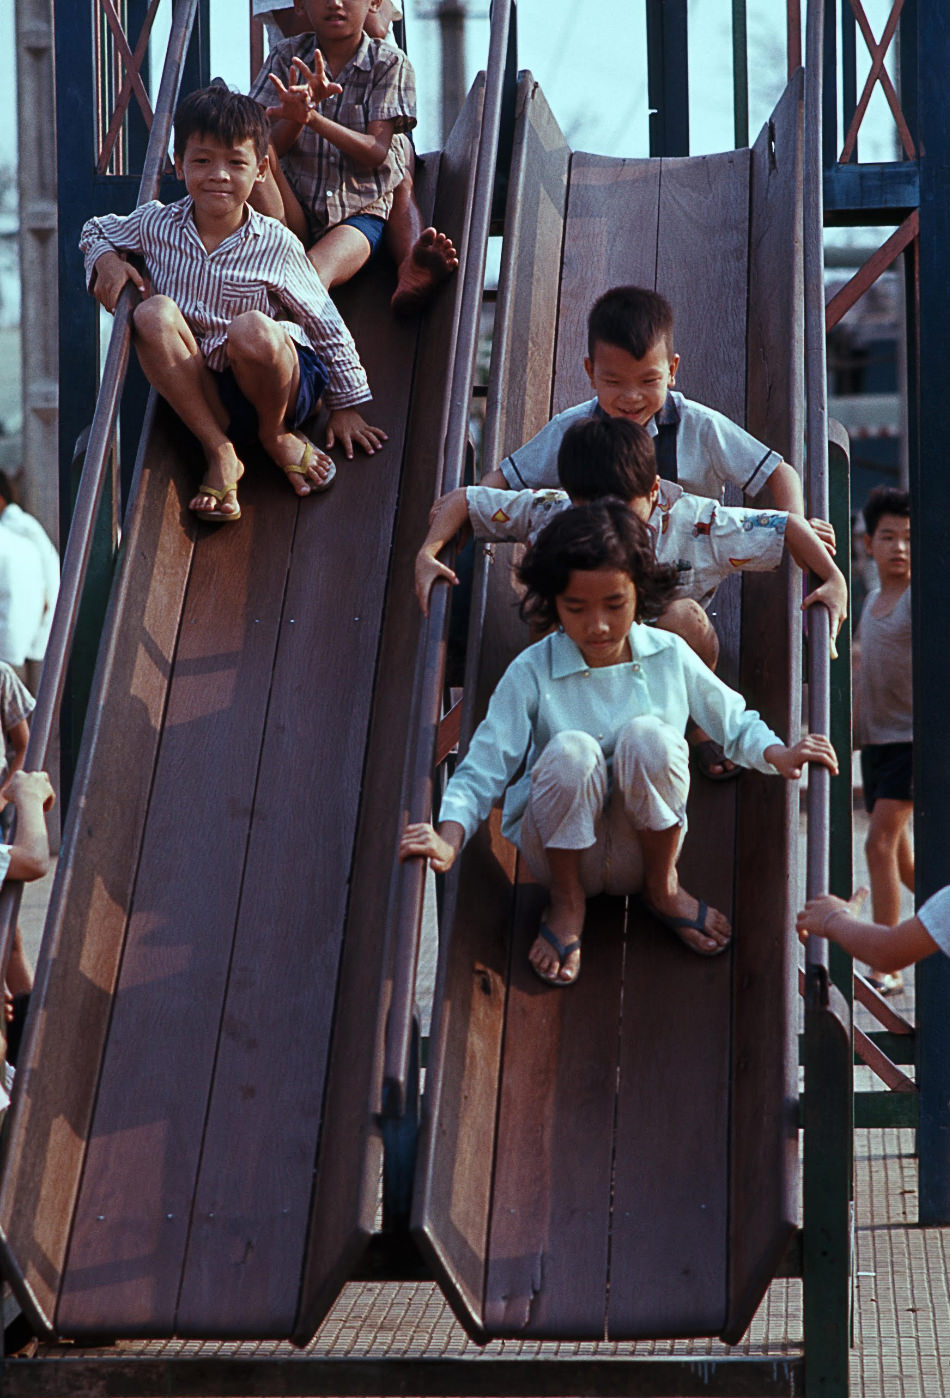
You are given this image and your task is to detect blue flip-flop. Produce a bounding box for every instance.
[531,922,582,987]
[644,899,731,957]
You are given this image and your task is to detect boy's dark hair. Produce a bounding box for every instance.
[557,417,658,503]
[863,485,910,538]
[587,285,675,361]
[518,499,679,630]
[0,471,17,506]
[174,82,269,162]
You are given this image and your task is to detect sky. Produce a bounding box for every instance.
[0,1,902,207]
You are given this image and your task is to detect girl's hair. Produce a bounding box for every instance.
[517,499,680,629]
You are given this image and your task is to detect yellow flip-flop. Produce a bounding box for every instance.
[193,481,241,524]
[283,433,336,494]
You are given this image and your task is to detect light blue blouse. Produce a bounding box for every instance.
[439,625,784,847]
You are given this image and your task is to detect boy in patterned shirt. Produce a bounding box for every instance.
[415,417,846,778]
[80,84,384,524]
[250,0,441,300]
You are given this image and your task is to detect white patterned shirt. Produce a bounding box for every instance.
[249,32,416,238]
[79,198,371,409]
[464,481,787,608]
[918,887,950,958]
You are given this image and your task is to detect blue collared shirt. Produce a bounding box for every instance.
[439,625,783,847]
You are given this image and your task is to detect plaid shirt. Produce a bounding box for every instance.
[250,32,416,237]
[80,198,370,409]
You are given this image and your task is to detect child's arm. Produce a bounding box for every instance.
[763,733,839,779]
[399,820,465,873]
[89,251,147,314]
[765,461,836,551]
[415,488,470,614]
[797,886,939,971]
[784,514,848,658]
[270,55,398,169]
[0,771,55,882]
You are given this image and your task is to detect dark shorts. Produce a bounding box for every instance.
[861,741,913,813]
[214,341,330,443]
[341,212,387,257]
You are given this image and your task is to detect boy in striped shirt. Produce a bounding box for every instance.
[80,84,384,525]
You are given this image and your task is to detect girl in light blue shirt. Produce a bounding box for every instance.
[400,502,838,987]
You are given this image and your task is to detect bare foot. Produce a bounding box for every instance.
[529,894,585,984]
[645,878,731,955]
[190,445,244,522]
[263,430,335,495]
[390,227,459,316]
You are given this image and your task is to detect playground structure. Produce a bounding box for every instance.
[0,0,945,1394]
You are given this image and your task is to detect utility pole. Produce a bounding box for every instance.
[437,0,467,144]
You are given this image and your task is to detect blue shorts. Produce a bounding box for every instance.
[861,741,913,813]
[341,212,387,258]
[214,341,330,443]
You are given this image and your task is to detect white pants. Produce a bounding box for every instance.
[519,717,690,897]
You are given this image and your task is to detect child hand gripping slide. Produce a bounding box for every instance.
[400,501,838,987]
[80,84,386,526]
[797,884,950,972]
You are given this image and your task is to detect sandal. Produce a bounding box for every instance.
[193,481,241,524]
[644,898,731,957]
[530,922,582,988]
[283,433,336,493]
[691,737,740,782]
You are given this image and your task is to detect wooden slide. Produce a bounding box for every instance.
[0,80,486,1343]
[412,70,806,1344]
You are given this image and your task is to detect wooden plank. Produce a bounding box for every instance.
[553,155,661,414]
[57,465,299,1338]
[294,75,488,1342]
[0,402,197,1334]
[484,892,625,1339]
[656,151,751,423]
[410,75,570,1341]
[725,71,805,1346]
[175,235,423,1336]
[607,777,737,1338]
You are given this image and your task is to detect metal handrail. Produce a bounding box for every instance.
[803,0,832,973]
[381,0,515,1119]
[0,0,200,988]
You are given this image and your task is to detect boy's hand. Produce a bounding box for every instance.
[796,887,868,945]
[399,821,460,874]
[764,733,839,780]
[802,573,848,660]
[292,52,344,108]
[2,770,56,812]
[92,252,146,314]
[415,547,459,616]
[325,408,387,459]
[809,516,836,552]
[266,73,313,128]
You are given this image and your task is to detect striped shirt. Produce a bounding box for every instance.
[79,198,370,409]
[249,32,416,238]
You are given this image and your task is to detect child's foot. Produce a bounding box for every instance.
[264,430,335,495]
[644,881,732,955]
[529,895,585,985]
[688,726,739,780]
[865,969,905,996]
[190,447,244,523]
[390,227,459,316]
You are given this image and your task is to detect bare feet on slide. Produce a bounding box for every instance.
[190,445,244,522]
[391,227,459,316]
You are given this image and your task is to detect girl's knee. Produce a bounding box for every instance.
[538,730,603,778]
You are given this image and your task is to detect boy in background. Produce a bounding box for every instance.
[853,486,913,994]
[252,0,458,311]
[81,84,384,524]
